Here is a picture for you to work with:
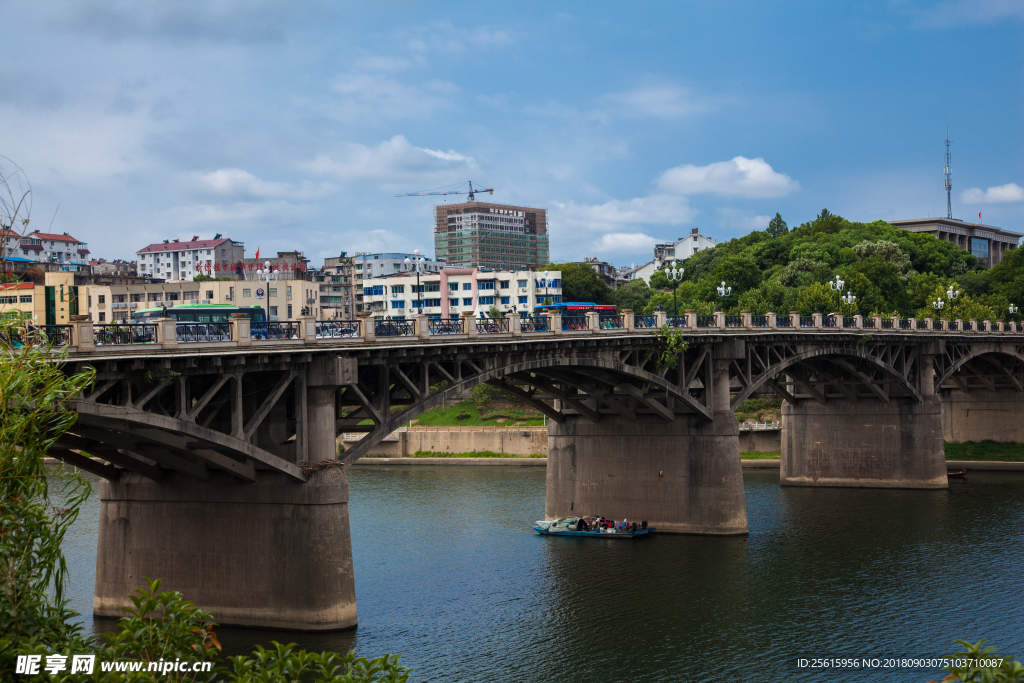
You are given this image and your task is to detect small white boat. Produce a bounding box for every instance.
[532,517,652,538]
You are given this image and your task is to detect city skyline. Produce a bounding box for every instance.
[0,1,1021,266]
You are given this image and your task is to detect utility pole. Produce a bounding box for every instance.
[945,128,953,220]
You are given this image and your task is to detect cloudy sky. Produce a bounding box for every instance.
[1,1,1022,266]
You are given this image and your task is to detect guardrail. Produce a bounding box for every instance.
[2,325,73,347]
[177,322,231,343]
[375,319,415,337]
[252,321,299,341]
[562,316,589,331]
[598,315,623,330]
[635,314,658,329]
[430,318,464,335]
[520,316,550,333]
[477,318,510,334]
[317,320,361,338]
[697,315,716,327]
[739,421,781,430]
[666,315,687,328]
[95,324,155,345]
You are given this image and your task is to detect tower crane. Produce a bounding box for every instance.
[396,180,494,201]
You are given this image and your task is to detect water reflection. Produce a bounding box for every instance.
[57,466,1024,682]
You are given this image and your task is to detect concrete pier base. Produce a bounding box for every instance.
[942,389,1024,442]
[780,397,947,489]
[545,413,748,535]
[94,468,357,631]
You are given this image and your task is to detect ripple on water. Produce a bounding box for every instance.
[55,466,1024,683]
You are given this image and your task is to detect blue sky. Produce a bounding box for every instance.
[1,0,1022,267]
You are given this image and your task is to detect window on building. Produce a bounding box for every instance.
[449,282,459,291]
[970,238,990,260]
[449,298,459,306]
[462,283,472,291]
[269,306,278,317]
[363,285,384,296]
[131,293,145,303]
[425,282,440,292]
[479,296,495,305]
[500,296,510,305]
[462,297,473,306]
[287,286,293,300]
[517,280,527,288]
[500,281,510,289]
[0,296,15,304]
[392,300,405,309]
[148,293,161,302]
[166,292,179,300]
[268,288,277,298]
[478,280,495,290]
[98,295,105,304]
[519,296,528,304]
[287,304,292,318]
[392,285,405,294]
[19,295,31,303]
[243,289,251,298]
[184,290,199,299]
[98,312,105,322]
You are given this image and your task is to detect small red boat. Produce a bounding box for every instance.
[947,469,968,478]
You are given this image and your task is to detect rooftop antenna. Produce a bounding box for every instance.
[944,126,953,220]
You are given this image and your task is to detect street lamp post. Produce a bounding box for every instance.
[257,261,279,284]
[841,291,857,311]
[828,275,845,292]
[933,298,945,315]
[662,263,684,315]
[1009,303,1018,326]
[716,281,732,311]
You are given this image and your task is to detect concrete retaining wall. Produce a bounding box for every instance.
[341,427,548,457]
[739,430,781,452]
[941,389,1024,443]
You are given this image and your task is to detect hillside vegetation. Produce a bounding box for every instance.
[553,210,1024,321]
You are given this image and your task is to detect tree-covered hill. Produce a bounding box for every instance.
[555,210,1024,321]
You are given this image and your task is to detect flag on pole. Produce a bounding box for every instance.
[979,211,982,222]
[255,246,260,260]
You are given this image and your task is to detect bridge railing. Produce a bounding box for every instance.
[94,324,156,345]
[177,322,232,343]
[316,320,361,338]
[430,318,464,335]
[3,325,74,347]
[375,319,415,337]
[562,316,589,331]
[252,322,299,340]
[598,315,623,330]
[635,314,659,329]
[520,316,550,333]
[476,318,509,334]
[696,314,716,328]
[666,315,687,329]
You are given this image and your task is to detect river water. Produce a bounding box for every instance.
[56,466,1024,682]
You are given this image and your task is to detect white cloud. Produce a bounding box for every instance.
[195,168,335,200]
[551,194,696,233]
[304,134,475,186]
[331,73,458,119]
[715,208,772,231]
[656,156,799,198]
[604,81,716,119]
[961,183,1024,204]
[592,232,659,253]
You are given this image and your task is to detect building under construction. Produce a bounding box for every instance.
[434,201,549,270]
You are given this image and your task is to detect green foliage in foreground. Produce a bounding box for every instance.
[414,400,544,427]
[944,441,1024,462]
[929,639,1024,682]
[0,317,411,682]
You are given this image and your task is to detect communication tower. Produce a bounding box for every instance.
[944,129,953,220]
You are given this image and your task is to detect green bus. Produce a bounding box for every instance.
[131,304,267,324]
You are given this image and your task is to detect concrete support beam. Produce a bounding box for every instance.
[545,413,747,535]
[94,469,357,631]
[780,396,946,489]
[941,389,1024,442]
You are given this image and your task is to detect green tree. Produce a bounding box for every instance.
[915,282,993,321]
[612,278,653,312]
[766,212,788,238]
[796,281,837,315]
[543,263,612,303]
[648,267,670,290]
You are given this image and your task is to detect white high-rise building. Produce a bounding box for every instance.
[136,236,245,281]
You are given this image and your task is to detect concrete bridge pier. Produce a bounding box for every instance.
[545,358,748,535]
[780,356,946,489]
[94,363,358,631]
[941,389,1024,443]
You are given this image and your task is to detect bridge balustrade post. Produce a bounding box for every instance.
[969,318,977,333]
[766,310,776,328]
[358,311,375,341]
[956,317,963,331]
[685,309,695,329]
[834,313,843,329]
[655,310,667,328]
[296,315,315,341]
[231,313,252,347]
[462,311,479,337]
[155,317,178,349]
[790,311,799,329]
[812,311,822,328]
[891,315,900,331]
[941,317,949,331]
[547,311,561,335]
[71,315,94,350]
[982,319,991,333]
[714,309,725,328]
[925,316,933,330]
[585,310,600,332]
[621,308,634,331]
[872,314,883,329]
[509,311,522,337]
[415,313,430,340]
[854,314,863,329]
[741,309,751,329]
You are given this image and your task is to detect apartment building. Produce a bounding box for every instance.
[317,252,359,318]
[136,235,245,281]
[655,228,717,263]
[353,252,445,281]
[83,280,320,323]
[89,259,137,276]
[3,230,90,267]
[0,272,79,325]
[361,268,561,318]
[434,201,549,270]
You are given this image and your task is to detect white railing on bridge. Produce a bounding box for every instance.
[739,421,780,431]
